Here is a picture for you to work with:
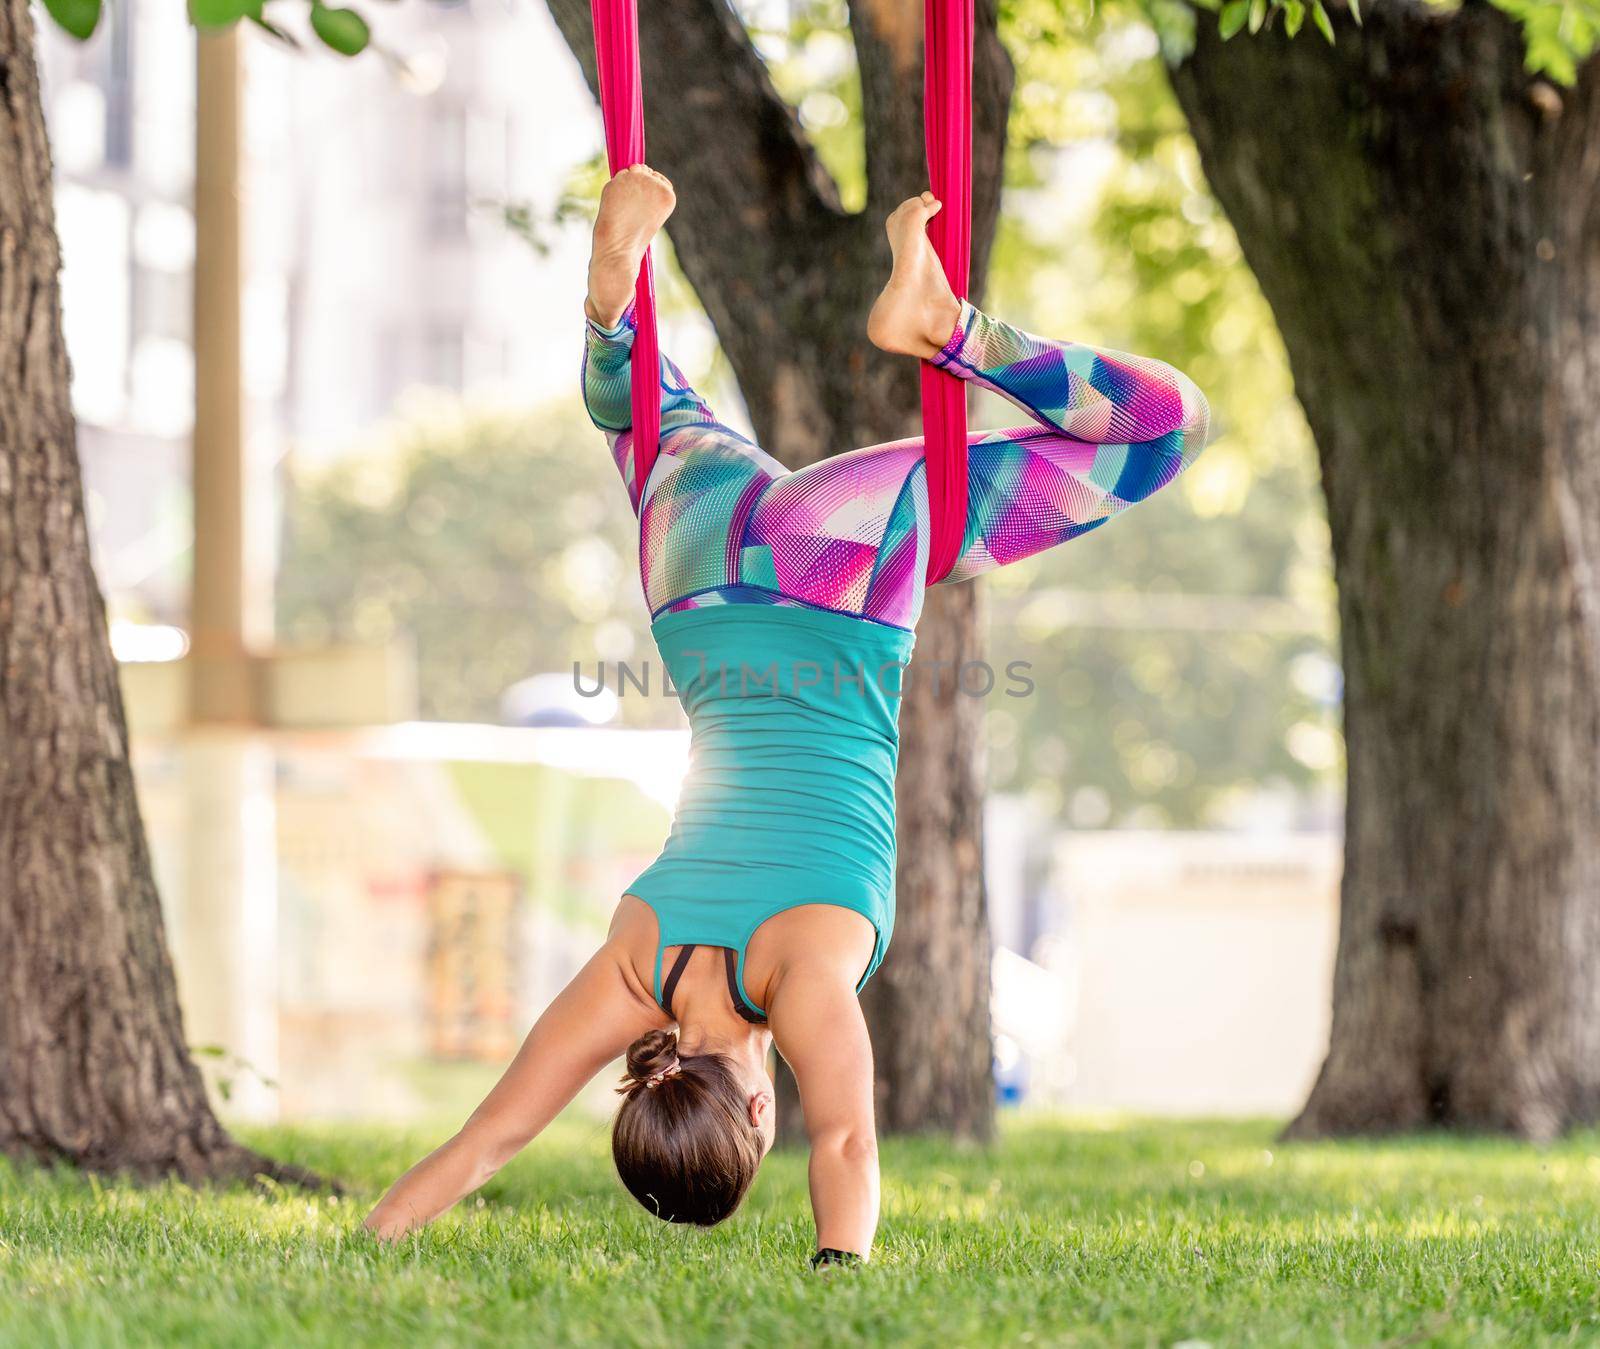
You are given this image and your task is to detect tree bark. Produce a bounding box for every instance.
[862,579,994,1137]
[1171,2,1600,1138]
[0,0,320,1185]
[544,0,1013,1138]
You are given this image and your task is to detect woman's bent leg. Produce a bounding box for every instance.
[928,303,1211,584]
[932,301,1210,450]
[582,308,726,513]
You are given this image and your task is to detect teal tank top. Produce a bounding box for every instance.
[626,604,916,1019]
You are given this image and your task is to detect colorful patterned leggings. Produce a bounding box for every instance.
[583,301,1210,631]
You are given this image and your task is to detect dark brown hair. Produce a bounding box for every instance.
[612,1028,762,1226]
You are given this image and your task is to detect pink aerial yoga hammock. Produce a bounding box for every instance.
[919,0,975,584]
[590,0,974,583]
[591,0,661,490]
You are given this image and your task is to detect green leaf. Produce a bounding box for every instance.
[1312,0,1335,42]
[191,0,254,27]
[1347,0,1361,23]
[43,0,100,40]
[311,2,370,55]
[1284,0,1305,35]
[1218,0,1249,39]
[1247,0,1267,33]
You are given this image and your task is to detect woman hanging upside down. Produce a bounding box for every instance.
[366,166,1210,1265]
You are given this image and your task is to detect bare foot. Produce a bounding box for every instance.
[866,192,962,360]
[585,166,676,328]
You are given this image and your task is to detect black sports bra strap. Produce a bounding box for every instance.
[660,944,696,1017]
[722,948,768,1025]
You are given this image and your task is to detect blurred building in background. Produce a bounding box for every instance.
[38,0,598,630]
[40,0,195,624]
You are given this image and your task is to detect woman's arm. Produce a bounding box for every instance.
[364,944,660,1240]
[767,966,880,1259]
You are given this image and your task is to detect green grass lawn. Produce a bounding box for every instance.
[3,1116,1599,1347]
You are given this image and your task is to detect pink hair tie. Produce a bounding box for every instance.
[643,1061,682,1089]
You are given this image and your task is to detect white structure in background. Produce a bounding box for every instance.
[37,2,604,623]
[984,800,1339,1115]
[500,671,621,729]
[985,803,1337,1120]
[1054,829,1339,1115]
[986,795,1075,1103]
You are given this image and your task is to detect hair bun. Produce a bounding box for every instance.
[622,1028,679,1088]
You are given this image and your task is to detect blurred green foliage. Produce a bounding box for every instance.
[1178,0,1600,85]
[981,4,1339,827]
[277,400,667,727]
[1164,0,1594,82]
[1489,0,1600,81]
[49,0,375,56]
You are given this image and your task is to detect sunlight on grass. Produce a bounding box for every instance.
[2,1116,1599,1346]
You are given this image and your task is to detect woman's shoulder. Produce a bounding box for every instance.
[746,904,878,1008]
[602,895,670,1016]
[607,893,659,945]
[756,914,876,1072]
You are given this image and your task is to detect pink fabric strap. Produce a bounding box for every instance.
[592,0,661,496]
[592,0,972,573]
[921,0,974,584]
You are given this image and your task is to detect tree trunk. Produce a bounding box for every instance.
[1171,3,1600,1138]
[861,579,994,1137]
[545,0,1013,1138]
[0,0,319,1185]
